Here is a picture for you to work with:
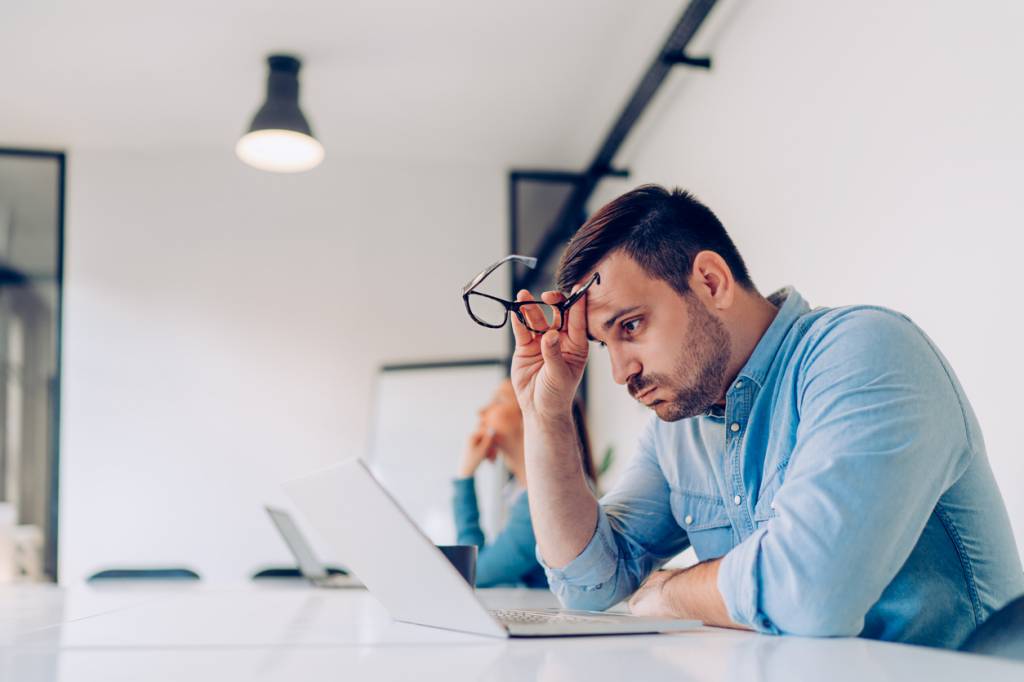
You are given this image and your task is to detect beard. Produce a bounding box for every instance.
[628,294,731,422]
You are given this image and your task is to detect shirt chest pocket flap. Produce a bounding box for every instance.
[671,491,733,561]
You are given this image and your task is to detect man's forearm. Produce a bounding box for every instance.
[664,559,747,629]
[523,413,598,568]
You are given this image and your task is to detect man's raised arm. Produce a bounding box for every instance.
[508,288,597,568]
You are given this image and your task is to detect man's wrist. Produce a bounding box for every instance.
[523,410,575,436]
[660,569,688,618]
[659,559,741,628]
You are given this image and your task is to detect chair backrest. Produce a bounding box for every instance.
[251,566,348,580]
[87,567,201,582]
[960,593,1024,660]
[252,567,303,579]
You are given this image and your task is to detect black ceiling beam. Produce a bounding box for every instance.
[519,0,718,291]
[511,168,630,184]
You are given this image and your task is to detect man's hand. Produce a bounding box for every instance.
[509,289,590,421]
[628,560,748,629]
[628,570,682,619]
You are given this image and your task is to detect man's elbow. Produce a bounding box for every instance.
[548,569,638,613]
[552,582,620,612]
[762,590,866,637]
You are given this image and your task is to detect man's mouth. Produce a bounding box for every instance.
[635,387,657,404]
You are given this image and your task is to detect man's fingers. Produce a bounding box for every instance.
[539,330,573,386]
[541,288,588,346]
[516,289,551,333]
[509,302,534,347]
[540,290,566,330]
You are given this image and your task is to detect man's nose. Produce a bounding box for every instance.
[610,352,641,386]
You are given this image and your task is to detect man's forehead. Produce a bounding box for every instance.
[581,268,645,334]
[583,273,617,311]
[576,253,645,308]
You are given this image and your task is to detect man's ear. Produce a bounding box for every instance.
[690,251,735,310]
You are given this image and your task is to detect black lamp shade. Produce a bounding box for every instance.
[237,54,324,173]
[248,56,313,136]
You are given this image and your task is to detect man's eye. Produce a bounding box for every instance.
[622,318,642,334]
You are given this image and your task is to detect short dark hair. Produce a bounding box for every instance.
[555,184,755,296]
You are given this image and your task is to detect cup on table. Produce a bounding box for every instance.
[436,545,477,587]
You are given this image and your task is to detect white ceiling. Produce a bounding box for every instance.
[0,0,725,168]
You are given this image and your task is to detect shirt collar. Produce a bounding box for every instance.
[735,287,809,389]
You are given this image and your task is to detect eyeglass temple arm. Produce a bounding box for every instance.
[561,271,601,303]
[462,255,538,293]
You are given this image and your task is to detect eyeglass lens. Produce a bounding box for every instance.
[516,302,562,332]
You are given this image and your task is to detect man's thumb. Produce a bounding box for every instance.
[540,331,570,378]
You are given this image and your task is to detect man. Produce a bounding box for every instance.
[509,184,1023,648]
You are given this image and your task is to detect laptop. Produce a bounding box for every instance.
[282,458,702,638]
[264,506,362,588]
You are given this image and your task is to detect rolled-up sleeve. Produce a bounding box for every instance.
[718,309,972,636]
[539,419,690,611]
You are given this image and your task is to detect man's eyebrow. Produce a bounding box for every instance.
[603,306,643,331]
[587,305,643,342]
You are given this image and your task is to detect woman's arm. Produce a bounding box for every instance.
[452,480,543,587]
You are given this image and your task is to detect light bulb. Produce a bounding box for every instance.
[236,129,324,173]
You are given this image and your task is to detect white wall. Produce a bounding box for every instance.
[58,1,1024,583]
[588,0,1024,552]
[60,149,507,583]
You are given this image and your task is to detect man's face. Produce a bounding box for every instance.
[581,251,731,421]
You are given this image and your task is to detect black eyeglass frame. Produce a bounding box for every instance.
[462,255,601,333]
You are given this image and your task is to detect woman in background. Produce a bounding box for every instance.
[453,379,597,588]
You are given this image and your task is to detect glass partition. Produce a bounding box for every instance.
[0,149,64,581]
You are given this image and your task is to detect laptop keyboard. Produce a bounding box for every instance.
[489,608,621,625]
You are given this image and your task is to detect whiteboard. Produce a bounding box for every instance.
[367,360,508,544]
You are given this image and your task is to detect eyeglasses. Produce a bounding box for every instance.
[462,254,600,333]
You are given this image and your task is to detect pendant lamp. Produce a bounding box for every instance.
[236,55,324,173]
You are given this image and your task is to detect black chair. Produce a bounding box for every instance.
[960,593,1024,661]
[87,567,201,582]
[251,566,348,580]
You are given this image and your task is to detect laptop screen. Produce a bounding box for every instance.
[265,507,328,580]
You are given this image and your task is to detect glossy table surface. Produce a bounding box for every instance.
[1,582,1021,681]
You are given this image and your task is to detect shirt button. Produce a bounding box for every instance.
[730,422,741,433]
[735,381,743,389]
[734,495,742,506]
[684,515,693,525]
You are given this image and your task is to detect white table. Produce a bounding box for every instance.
[1,583,1021,681]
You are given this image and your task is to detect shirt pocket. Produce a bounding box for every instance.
[753,500,778,527]
[671,491,734,561]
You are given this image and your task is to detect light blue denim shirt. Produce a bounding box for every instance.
[542,288,1024,648]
